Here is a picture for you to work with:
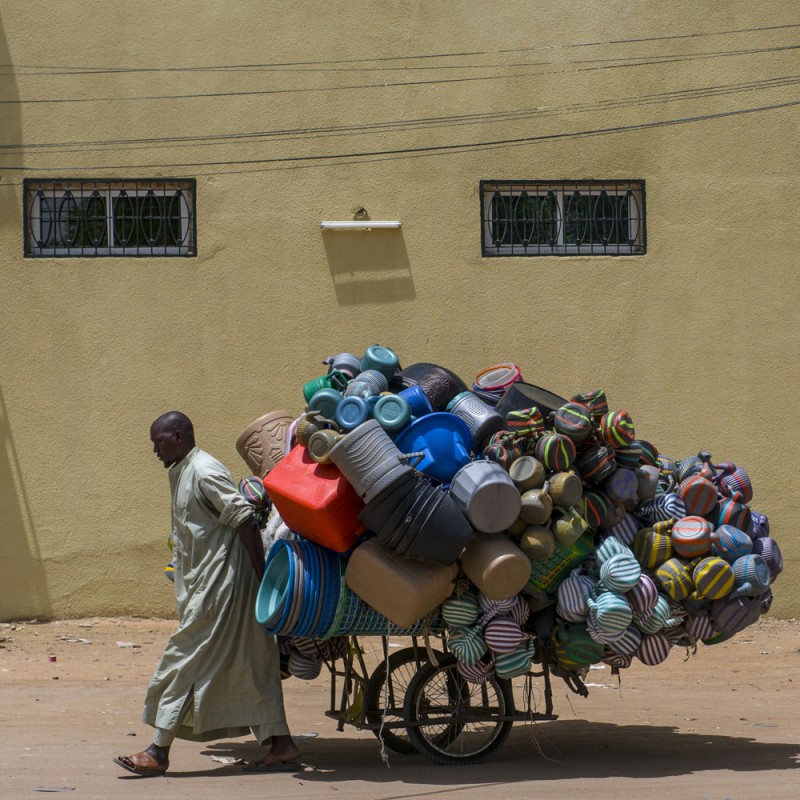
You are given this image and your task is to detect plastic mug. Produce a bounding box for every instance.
[397,385,433,418]
[345,380,379,398]
[323,353,362,381]
[306,387,342,419]
[335,395,373,432]
[360,345,400,379]
[307,429,344,464]
[373,394,412,433]
[303,370,348,403]
[551,507,589,547]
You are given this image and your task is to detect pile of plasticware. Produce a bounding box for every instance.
[235,346,781,684]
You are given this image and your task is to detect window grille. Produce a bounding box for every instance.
[23,179,196,257]
[481,180,645,256]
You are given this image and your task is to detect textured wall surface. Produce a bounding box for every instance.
[1,2,797,619]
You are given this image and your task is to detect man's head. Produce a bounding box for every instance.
[150,411,195,468]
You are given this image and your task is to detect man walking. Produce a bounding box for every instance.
[114,411,300,776]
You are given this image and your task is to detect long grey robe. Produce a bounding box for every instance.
[143,447,288,742]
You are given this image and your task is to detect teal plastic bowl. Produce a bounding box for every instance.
[255,543,293,628]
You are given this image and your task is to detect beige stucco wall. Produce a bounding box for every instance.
[1,2,797,619]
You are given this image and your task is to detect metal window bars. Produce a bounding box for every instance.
[480,180,646,256]
[23,179,196,257]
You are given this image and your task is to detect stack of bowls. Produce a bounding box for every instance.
[255,539,342,638]
[328,419,418,502]
[472,363,523,405]
[359,474,475,565]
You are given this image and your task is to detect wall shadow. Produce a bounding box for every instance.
[0,386,51,619]
[322,230,415,305]
[0,13,21,230]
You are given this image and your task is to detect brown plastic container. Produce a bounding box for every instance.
[236,410,294,477]
[459,532,531,600]
[344,539,458,628]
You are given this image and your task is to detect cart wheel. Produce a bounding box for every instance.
[364,647,445,755]
[403,653,515,765]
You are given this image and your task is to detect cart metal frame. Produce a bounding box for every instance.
[318,633,588,764]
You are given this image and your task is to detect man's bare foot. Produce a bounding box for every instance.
[242,735,301,773]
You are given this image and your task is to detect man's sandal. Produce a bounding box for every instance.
[113,752,168,777]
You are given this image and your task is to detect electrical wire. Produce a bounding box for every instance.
[2,21,798,77]
[1,73,797,156]
[1,42,798,106]
[4,98,797,177]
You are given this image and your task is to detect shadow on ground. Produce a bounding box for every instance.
[182,720,800,783]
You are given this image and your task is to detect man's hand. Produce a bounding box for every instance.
[236,515,266,583]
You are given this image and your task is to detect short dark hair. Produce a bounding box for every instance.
[152,411,194,439]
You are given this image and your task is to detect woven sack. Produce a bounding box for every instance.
[448,627,488,666]
[484,618,528,654]
[595,535,630,564]
[554,621,604,669]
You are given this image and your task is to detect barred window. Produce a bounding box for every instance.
[481,180,645,256]
[23,179,196,257]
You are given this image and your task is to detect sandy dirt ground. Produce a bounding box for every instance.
[1,615,798,800]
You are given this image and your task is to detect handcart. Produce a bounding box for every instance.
[318,633,588,765]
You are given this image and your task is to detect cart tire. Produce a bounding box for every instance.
[364,647,445,755]
[403,653,515,765]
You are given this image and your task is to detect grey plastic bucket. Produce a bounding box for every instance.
[448,460,522,534]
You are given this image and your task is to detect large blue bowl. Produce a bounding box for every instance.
[393,412,472,483]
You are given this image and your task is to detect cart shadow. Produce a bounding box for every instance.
[195,721,800,783]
